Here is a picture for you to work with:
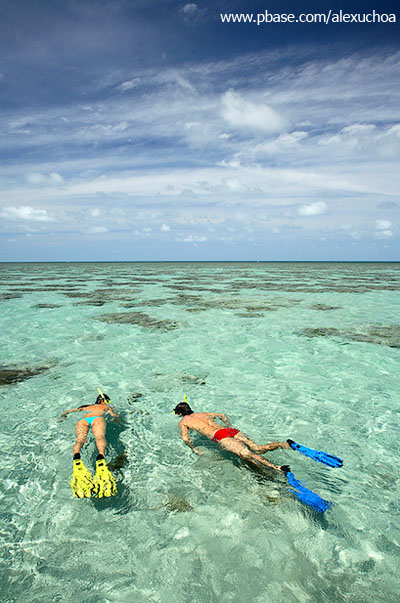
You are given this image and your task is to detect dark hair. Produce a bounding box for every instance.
[96,393,110,404]
[174,402,193,416]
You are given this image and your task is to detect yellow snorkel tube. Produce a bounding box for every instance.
[173,394,188,413]
[97,387,111,405]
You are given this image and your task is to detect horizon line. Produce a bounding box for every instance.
[1,260,399,264]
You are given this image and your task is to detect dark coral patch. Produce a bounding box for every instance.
[62,291,91,298]
[152,372,207,391]
[134,298,169,307]
[107,451,128,472]
[95,311,179,331]
[0,364,53,386]
[154,294,301,313]
[74,300,108,306]
[33,303,63,309]
[0,293,24,301]
[300,325,400,348]
[309,304,342,311]
[163,494,194,513]
[64,287,138,306]
[127,392,143,404]
[180,374,207,386]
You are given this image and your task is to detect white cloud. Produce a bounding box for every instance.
[374,229,393,239]
[179,3,207,23]
[375,219,391,230]
[341,124,377,136]
[133,229,152,237]
[181,3,199,15]
[26,172,63,184]
[49,172,63,183]
[252,131,308,156]
[0,205,55,222]
[374,219,393,239]
[178,234,207,243]
[161,223,170,231]
[221,90,289,135]
[89,208,101,217]
[222,177,247,192]
[117,78,141,92]
[386,124,400,138]
[85,226,108,234]
[298,202,327,216]
[27,173,46,184]
[167,69,196,93]
[86,122,128,135]
[318,122,400,162]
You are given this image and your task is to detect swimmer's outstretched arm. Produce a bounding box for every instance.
[106,405,121,422]
[59,408,81,420]
[179,424,204,456]
[106,406,120,418]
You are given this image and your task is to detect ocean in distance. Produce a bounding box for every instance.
[0,261,399,602]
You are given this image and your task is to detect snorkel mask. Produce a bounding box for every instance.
[96,387,111,405]
[173,394,188,414]
[173,395,192,415]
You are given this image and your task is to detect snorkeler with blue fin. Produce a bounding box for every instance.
[60,388,119,499]
[173,397,342,513]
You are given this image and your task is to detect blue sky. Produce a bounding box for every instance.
[0,0,399,261]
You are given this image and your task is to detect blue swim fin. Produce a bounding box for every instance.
[286,472,332,513]
[287,439,343,468]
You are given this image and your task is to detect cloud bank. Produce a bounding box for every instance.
[0,25,398,260]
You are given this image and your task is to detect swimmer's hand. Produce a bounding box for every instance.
[193,448,205,456]
[106,407,120,422]
[281,441,290,450]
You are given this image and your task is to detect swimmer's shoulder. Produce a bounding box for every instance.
[179,412,205,426]
[78,403,99,412]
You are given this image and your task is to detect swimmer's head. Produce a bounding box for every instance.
[173,402,193,416]
[96,393,110,405]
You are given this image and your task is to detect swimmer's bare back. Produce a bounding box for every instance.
[179,412,230,439]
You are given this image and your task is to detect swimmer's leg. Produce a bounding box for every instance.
[91,418,117,498]
[234,432,289,454]
[91,418,107,458]
[73,419,89,456]
[218,438,283,472]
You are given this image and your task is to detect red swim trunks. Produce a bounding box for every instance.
[212,428,240,442]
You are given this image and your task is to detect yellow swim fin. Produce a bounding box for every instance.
[70,459,95,498]
[93,458,117,498]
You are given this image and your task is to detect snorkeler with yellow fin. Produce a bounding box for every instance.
[60,388,119,498]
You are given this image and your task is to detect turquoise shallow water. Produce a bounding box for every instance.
[0,262,399,603]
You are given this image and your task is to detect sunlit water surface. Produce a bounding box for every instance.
[0,262,399,602]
